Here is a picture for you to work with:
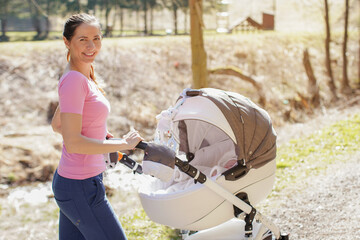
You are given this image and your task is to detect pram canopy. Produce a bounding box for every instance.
[176,88,277,170]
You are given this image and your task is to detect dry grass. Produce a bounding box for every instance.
[0,31,359,186]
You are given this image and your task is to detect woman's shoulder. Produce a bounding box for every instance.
[59,71,88,86]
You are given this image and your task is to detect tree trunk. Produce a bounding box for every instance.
[209,66,267,106]
[112,1,117,32]
[173,3,178,34]
[143,0,148,35]
[75,0,81,12]
[27,0,42,39]
[183,8,188,34]
[104,0,111,37]
[0,0,9,41]
[136,9,139,33]
[87,0,97,14]
[44,0,51,39]
[150,6,153,35]
[341,0,352,93]
[324,0,337,100]
[190,0,207,89]
[303,49,320,107]
[120,8,124,35]
[358,32,360,88]
[0,17,7,40]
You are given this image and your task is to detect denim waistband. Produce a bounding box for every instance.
[53,169,103,192]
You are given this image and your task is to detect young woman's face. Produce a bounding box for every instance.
[65,22,102,64]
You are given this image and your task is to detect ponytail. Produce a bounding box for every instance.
[90,64,106,95]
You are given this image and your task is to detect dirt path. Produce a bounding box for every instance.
[259,152,360,240]
[261,101,360,239]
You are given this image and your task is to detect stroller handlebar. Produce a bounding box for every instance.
[118,153,143,174]
[136,141,207,184]
[135,141,148,150]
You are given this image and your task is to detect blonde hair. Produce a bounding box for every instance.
[64,13,105,94]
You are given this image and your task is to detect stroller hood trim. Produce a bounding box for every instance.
[172,95,237,144]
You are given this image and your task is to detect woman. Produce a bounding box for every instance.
[51,13,143,240]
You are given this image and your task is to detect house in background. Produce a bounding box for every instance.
[227,12,274,32]
[216,0,275,33]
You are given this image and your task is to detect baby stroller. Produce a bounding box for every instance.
[113,88,288,239]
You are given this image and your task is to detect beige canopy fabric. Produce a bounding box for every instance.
[184,88,277,169]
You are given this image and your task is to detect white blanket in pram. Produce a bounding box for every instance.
[144,136,238,194]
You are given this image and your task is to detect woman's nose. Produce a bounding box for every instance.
[86,40,95,49]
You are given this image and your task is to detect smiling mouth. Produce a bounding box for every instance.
[83,52,95,57]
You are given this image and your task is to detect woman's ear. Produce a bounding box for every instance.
[63,36,70,49]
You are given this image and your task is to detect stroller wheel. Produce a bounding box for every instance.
[280,233,289,240]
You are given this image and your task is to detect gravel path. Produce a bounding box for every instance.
[259,101,360,240]
[259,152,360,240]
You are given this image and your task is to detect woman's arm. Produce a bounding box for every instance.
[51,105,62,134]
[61,112,143,154]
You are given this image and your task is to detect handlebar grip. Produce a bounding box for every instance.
[135,141,148,150]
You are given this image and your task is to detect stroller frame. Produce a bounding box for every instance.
[174,155,288,240]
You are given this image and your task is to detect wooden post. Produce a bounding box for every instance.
[303,49,320,107]
[190,0,208,89]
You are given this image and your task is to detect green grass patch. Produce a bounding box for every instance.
[274,113,360,192]
[120,209,180,240]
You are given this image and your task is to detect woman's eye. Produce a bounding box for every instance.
[80,38,85,41]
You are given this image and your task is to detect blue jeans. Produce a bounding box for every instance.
[52,170,127,240]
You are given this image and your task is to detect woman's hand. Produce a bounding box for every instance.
[106,132,114,139]
[123,130,144,149]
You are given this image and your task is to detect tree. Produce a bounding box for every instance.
[148,0,158,35]
[341,0,352,93]
[98,0,115,36]
[27,0,61,39]
[140,0,148,34]
[177,0,189,33]
[116,0,133,35]
[0,0,10,41]
[64,0,82,12]
[87,0,98,14]
[162,0,180,34]
[324,0,337,100]
[190,0,207,88]
[27,0,43,39]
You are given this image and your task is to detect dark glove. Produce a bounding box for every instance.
[143,143,176,182]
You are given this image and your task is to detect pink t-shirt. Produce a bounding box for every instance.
[57,71,110,179]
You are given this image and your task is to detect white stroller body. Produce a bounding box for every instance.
[138,88,288,239]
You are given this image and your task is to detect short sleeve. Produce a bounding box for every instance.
[58,72,89,114]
